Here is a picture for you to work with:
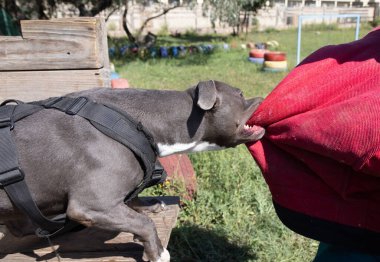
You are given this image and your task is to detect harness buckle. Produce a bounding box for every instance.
[43,97,63,108]
[0,168,25,188]
[152,167,164,180]
[0,116,14,130]
[66,97,88,115]
[150,163,167,185]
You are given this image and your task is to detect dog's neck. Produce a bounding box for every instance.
[84,88,223,156]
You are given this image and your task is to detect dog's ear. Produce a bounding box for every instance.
[196,80,217,110]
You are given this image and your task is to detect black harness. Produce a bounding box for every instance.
[0,96,166,237]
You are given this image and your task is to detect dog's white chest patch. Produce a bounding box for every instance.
[157,141,224,157]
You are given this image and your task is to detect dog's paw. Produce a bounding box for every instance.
[129,198,167,214]
[142,252,149,261]
[133,234,142,242]
[143,199,166,213]
[0,225,7,240]
[141,199,167,214]
[155,200,167,212]
[155,248,170,262]
[143,248,170,262]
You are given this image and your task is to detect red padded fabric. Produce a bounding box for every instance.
[246,27,380,233]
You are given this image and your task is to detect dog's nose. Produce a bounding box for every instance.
[245,97,263,111]
[247,97,263,105]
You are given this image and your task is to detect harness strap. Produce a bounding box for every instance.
[36,96,167,202]
[0,104,70,237]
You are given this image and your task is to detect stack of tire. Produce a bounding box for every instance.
[248,48,268,64]
[263,51,287,72]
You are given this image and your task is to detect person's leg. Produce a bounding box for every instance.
[313,242,380,262]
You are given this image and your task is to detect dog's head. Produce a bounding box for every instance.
[189,80,265,148]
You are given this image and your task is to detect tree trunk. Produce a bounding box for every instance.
[62,0,112,17]
[36,0,49,19]
[90,0,113,16]
[232,27,237,36]
[122,1,136,44]
[246,12,250,34]
[236,12,241,35]
[242,11,249,36]
[4,0,21,20]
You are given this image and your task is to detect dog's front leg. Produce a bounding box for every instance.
[67,201,169,262]
[0,224,7,240]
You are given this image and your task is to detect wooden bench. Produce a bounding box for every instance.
[0,17,180,261]
[0,196,180,262]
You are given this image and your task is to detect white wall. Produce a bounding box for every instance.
[105,3,375,36]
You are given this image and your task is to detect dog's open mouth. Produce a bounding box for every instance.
[241,124,265,140]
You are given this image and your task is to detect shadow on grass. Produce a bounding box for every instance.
[168,224,257,262]
[111,51,215,67]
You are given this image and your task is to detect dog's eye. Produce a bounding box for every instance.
[239,92,244,97]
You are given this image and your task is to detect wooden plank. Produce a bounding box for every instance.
[0,68,111,102]
[0,17,109,71]
[0,196,180,262]
[0,251,144,262]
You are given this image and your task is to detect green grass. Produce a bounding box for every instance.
[112,42,285,98]
[172,147,319,262]
[112,24,372,261]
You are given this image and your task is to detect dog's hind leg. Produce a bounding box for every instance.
[67,200,169,262]
[2,219,35,237]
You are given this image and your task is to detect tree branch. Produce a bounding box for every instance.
[105,7,118,22]
[137,5,180,36]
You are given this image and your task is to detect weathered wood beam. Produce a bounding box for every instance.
[0,17,109,71]
[0,69,110,102]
